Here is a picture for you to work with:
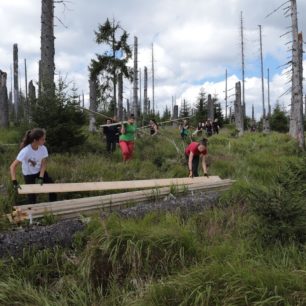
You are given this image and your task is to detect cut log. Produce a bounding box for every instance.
[18,176,222,194]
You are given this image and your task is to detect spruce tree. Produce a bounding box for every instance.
[89,18,132,114]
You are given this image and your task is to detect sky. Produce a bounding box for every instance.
[0,0,305,119]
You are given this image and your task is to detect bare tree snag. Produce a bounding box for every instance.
[13,43,19,120]
[28,80,36,121]
[40,0,55,99]
[144,66,148,115]
[89,77,97,132]
[118,73,123,121]
[289,0,304,149]
[133,36,138,119]
[0,70,9,128]
[207,94,214,120]
[234,81,244,136]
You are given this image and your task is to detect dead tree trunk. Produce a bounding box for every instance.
[118,73,123,121]
[240,12,246,118]
[144,66,148,115]
[133,36,138,119]
[28,80,36,121]
[13,43,19,120]
[126,99,130,117]
[152,43,155,114]
[172,105,178,120]
[40,0,55,99]
[24,59,29,122]
[207,94,214,120]
[289,0,304,149]
[0,70,9,128]
[89,77,97,132]
[234,81,244,136]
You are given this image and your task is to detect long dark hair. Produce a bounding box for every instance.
[20,128,46,149]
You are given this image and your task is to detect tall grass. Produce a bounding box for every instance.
[0,126,306,305]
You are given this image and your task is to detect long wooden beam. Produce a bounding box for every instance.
[18,176,222,195]
[10,179,234,222]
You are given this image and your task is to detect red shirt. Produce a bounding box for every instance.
[185,142,207,156]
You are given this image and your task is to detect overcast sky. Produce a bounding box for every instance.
[0,0,305,119]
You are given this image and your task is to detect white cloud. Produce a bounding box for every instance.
[0,0,305,119]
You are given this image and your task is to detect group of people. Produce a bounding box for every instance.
[180,118,220,139]
[103,116,159,159]
[10,116,209,205]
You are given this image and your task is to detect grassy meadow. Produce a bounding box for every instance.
[0,125,306,305]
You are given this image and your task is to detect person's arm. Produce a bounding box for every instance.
[188,152,194,177]
[121,123,126,134]
[152,125,158,136]
[201,155,208,176]
[10,160,21,181]
[39,158,47,178]
[10,160,22,189]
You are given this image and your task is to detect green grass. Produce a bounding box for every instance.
[0,126,306,305]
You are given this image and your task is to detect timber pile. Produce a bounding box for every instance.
[8,176,234,222]
[17,176,222,194]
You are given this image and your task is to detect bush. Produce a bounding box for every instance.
[32,80,87,153]
[248,158,306,245]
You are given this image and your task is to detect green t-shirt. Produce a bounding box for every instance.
[119,123,137,141]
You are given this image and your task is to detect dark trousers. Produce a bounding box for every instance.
[23,171,57,204]
[185,154,200,177]
[106,138,116,152]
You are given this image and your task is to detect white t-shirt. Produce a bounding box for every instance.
[16,144,48,175]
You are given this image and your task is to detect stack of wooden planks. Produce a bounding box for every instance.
[8,176,234,223]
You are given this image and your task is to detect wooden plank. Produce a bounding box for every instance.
[18,176,222,195]
[12,180,234,220]
[16,179,229,211]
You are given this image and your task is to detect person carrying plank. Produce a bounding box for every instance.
[119,114,137,161]
[9,128,57,204]
[149,119,159,136]
[185,138,209,178]
[103,119,119,153]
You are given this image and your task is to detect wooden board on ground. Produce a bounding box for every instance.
[9,178,234,222]
[18,176,222,194]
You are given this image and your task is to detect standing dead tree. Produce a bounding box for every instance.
[289,1,304,149]
[89,77,98,132]
[143,66,148,116]
[207,94,214,120]
[13,43,19,120]
[258,25,270,133]
[152,43,155,114]
[40,0,55,99]
[118,73,123,121]
[234,81,244,136]
[0,70,9,128]
[133,36,138,119]
[266,0,304,149]
[240,12,246,117]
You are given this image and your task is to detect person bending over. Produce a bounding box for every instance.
[10,128,57,204]
[185,138,208,178]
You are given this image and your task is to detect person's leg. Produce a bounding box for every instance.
[43,172,57,202]
[106,138,111,152]
[126,141,135,160]
[119,141,129,161]
[111,140,116,152]
[192,155,199,177]
[24,174,38,204]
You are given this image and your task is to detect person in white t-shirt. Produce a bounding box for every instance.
[10,128,57,204]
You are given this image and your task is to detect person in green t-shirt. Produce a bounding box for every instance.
[119,114,137,161]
